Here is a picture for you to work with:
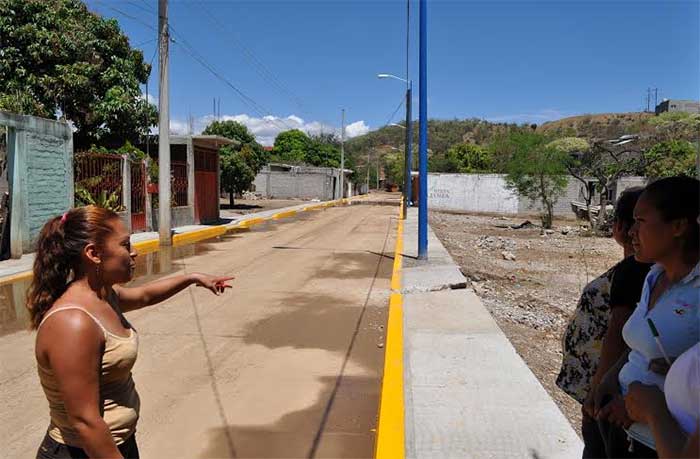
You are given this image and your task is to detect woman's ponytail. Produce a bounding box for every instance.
[26,206,119,329]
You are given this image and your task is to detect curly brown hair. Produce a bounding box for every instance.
[27,205,120,329]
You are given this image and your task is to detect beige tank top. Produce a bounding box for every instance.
[36,306,140,446]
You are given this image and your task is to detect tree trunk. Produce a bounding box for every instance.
[539,174,553,229]
[229,191,235,208]
[596,184,609,232]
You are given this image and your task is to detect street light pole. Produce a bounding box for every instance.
[418,0,428,259]
[158,0,172,245]
[377,73,412,219]
[405,81,413,219]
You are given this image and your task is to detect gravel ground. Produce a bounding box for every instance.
[430,211,623,436]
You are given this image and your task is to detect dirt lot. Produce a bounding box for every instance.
[219,197,307,217]
[430,211,623,436]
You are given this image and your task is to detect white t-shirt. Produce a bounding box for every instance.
[665,342,700,435]
[619,263,700,395]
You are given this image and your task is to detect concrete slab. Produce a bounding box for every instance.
[404,290,499,335]
[402,265,467,293]
[401,208,582,459]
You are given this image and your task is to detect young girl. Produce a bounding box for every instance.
[595,176,700,458]
[30,206,233,458]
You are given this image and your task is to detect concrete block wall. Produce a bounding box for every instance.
[428,173,646,218]
[24,132,73,242]
[1,111,73,257]
[428,173,519,214]
[254,167,345,201]
[518,178,589,216]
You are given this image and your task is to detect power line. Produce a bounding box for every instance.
[168,26,296,132]
[92,0,295,133]
[92,0,157,32]
[384,96,405,128]
[187,1,309,115]
[126,0,155,15]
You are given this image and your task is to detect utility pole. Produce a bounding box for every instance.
[418,0,428,259]
[377,157,380,190]
[654,88,659,110]
[340,109,345,199]
[367,151,371,192]
[646,88,651,112]
[158,0,172,245]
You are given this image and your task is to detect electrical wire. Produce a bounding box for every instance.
[91,0,296,133]
[383,96,405,128]
[189,0,308,114]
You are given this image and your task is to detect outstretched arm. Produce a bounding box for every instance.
[114,273,234,312]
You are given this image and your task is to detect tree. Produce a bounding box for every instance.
[219,146,255,207]
[547,137,598,228]
[383,152,404,188]
[648,111,700,141]
[0,0,157,149]
[202,120,268,175]
[445,143,494,172]
[497,131,569,229]
[644,140,697,178]
[272,129,310,164]
[203,120,256,145]
[306,134,341,168]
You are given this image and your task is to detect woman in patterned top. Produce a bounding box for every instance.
[557,187,651,458]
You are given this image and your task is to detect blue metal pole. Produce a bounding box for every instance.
[418,0,428,259]
[405,82,413,208]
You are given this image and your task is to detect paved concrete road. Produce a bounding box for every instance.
[0,204,397,458]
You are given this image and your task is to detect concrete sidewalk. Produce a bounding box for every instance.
[400,207,582,458]
[0,199,349,284]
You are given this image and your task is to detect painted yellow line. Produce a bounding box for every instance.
[375,207,405,459]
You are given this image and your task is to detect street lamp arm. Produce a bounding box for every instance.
[377,73,409,84]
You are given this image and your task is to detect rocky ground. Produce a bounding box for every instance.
[430,211,623,436]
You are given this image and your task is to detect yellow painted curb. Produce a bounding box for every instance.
[272,210,297,220]
[0,270,33,287]
[375,206,405,459]
[237,217,266,228]
[0,198,354,286]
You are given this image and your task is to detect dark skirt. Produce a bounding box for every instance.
[36,431,139,459]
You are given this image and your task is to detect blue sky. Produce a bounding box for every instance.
[87,0,699,145]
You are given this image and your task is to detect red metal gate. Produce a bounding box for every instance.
[171,161,188,207]
[74,152,123,208]
[195,151,219,224]
[130,161,147,232]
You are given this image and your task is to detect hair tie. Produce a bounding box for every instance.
[60,212,68,224]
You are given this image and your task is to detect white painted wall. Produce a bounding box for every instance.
[428,173,520,214]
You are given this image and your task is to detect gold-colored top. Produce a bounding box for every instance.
[37,306,140,446]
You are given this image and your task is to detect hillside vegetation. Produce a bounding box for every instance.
[344,111,698,182]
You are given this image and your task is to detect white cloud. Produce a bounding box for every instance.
[139,93,158,105]
[166,113,370,146]
[486,109,569,125]
[344,120,370,138]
